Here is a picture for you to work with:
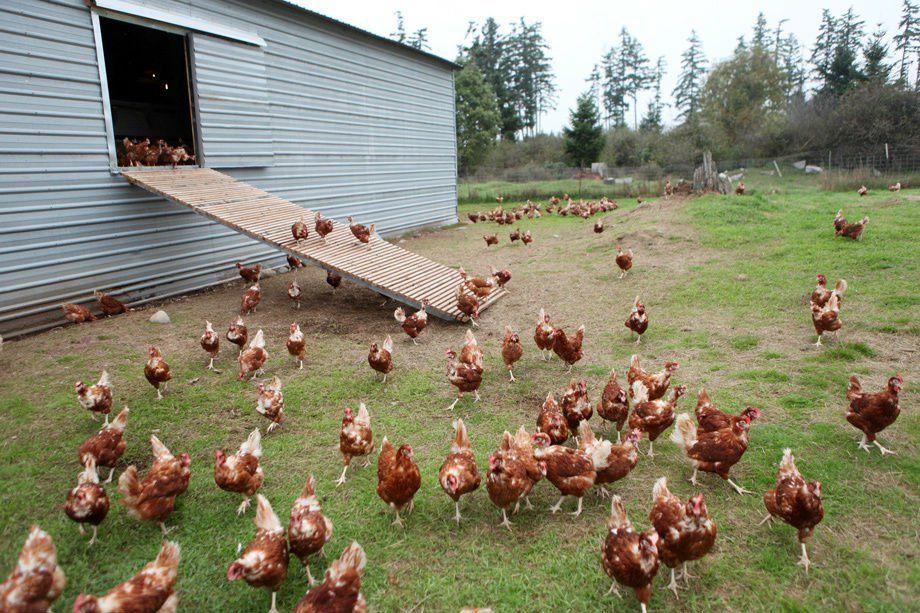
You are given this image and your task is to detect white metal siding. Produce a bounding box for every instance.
[191,33,274,168]
[0,0,458,336]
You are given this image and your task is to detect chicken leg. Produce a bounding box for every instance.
[208,357,215,370]
[500,508,513,531]
[549,495,566,514]
[454,501,463,524]
[569,496,584,517]
[104,467,115,484]
[796,542,811,573]
[667,568,680,597]
[336,464,349,486]
[689,468,700,486]
[159,522,175,535]
[857,433,871,453]
[270,591,279,613]
[236,496,251,516]
[392,508,404,528]
[508,369,516,382]
[758,514,774,526]
[873,440,896,455]
[305,565,316,586]
[87,525,99,547]
[726,478,752,495]
[647,441,655,457]
[605,580,621,598]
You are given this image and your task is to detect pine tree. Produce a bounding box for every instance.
[640,56,666,132]
[752,12,769,49]
[391,11,407,43]
[600,47,627,128]
[619,28,650,130]
[407,28,430,51]
[454,63,500,174]
[863,27,892,83]
[673,30,707,121]
[810,9,838,87]
[778,33,806,101]
[460,18,555,139]
[894,0,918,86]
[563,91,604,168]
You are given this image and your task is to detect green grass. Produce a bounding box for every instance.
[0,174,917,611]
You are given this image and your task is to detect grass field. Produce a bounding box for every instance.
[0,174,916,611]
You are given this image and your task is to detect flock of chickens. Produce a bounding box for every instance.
[118,138,195,168]
[6,183,906,613]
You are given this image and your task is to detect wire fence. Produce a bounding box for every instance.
[459,144,918,203]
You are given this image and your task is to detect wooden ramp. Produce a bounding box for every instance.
[122,168,503,321]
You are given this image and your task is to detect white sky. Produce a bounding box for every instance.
[297,1,905,132]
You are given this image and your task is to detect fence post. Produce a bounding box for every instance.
[773,160,783,178]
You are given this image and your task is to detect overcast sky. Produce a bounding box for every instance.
[298,1,905,132]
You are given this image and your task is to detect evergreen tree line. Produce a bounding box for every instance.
[396,5,920,175]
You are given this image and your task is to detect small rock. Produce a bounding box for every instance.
[736,274,748,281]
[149,310,170,324]
[262,268,277,278]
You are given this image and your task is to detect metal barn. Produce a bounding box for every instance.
[0,0,461,336]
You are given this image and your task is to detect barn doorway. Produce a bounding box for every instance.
[98,17,197,166]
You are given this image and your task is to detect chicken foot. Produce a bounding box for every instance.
[236,496,251,516]
[605,580,621,598]
[87,525,99,547]
[391,508,404,528]
[336,464,349,486]
[159,522,176,535]
[726,478,753,495]
[569,496,584,517]
[499,508,513,531]
[454,501,464,524]
[758,514,774,526]
[667,568,680,597]
[549,495,567,514]
[270,591,279,613]
[104,467,115,484]
[796,543,811,573]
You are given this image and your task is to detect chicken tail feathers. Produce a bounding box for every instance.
[453,418,471,452]
[846,375,862,401]
[254,494,282,533]
[300,474,316,499]
[577,420,596,446]
[240,428,262,458]
[631,380,649,403]
[356,402,371,425]
[329,541,367,581]
[779,448,798,479]
[117,465,141,503]
[149,435,172,461]
[652,476,670,501]
[834,278,848,295]
[671,413,696,451]
[20,526,58,571]
[606,495,631,531]
[110,406,130,431]
[98,370,110,388]
[155,541,181,574]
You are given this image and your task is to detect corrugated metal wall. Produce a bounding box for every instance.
[0,0,458,337]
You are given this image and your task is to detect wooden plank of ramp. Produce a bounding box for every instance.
[121,167,504,322]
